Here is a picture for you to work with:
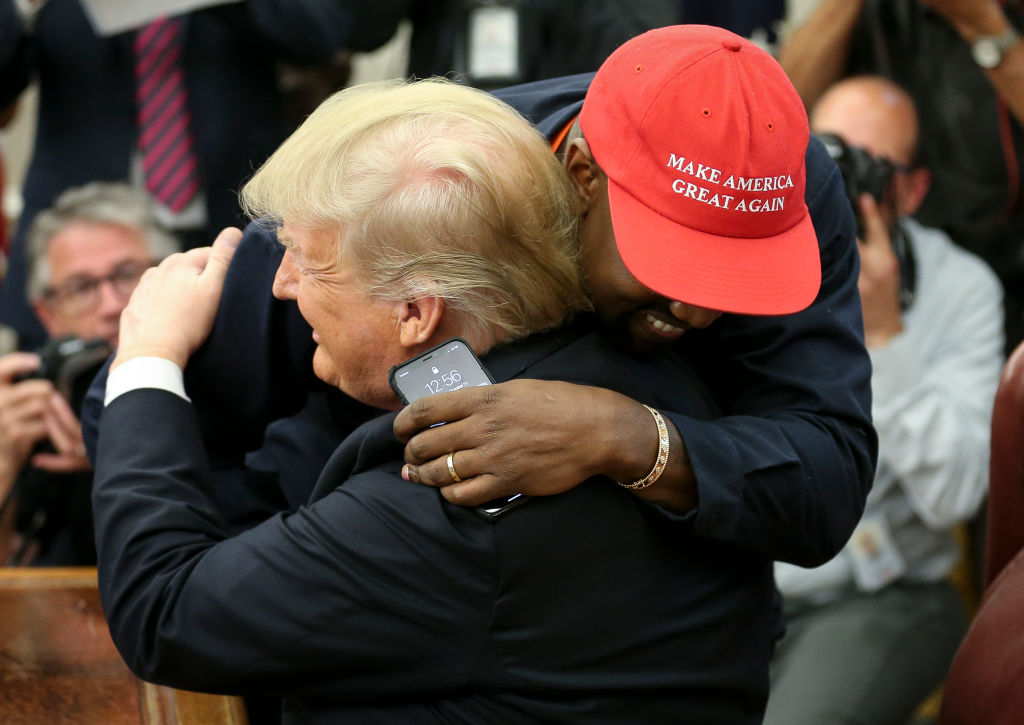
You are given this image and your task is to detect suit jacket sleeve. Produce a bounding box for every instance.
[216,0,400,61]
[184,220,321,455]
[94,388,490,697]
[81,221,317,464]
[0,0,34,108]
[669,135,877,567]
[217,1,356,62]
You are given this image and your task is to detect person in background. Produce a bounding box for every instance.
[678,0,785,47]
[765,75,1005,725]
[350,1,676,90]
[0,0,389,350]
[0,182,175,565]
[778,0,1024,349]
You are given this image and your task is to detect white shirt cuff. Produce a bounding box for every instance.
[105,356,191,406]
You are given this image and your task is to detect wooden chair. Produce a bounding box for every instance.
[0,567,249,725]
[939,340,1024,724]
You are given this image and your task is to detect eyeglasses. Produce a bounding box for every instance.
[42,260,155,316]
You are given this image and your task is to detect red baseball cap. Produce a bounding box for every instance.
[579,25,821,315]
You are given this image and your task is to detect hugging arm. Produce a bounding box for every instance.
[396,138,877,566]
[81,222,319,463]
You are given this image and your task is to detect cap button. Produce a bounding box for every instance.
[722,38,742,52]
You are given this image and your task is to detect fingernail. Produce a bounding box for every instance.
[401,465,411,481]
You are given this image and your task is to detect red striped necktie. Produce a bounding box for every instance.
[134,16,200,213]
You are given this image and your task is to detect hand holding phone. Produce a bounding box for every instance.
[389,338,529,520]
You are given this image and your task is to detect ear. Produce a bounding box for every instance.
[32,301,59,338]
[564,138,602,216]
[396,295,445,349]
[896,167,931,216]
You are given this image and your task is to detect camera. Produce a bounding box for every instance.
[819,132,897,220]
[15,336,113,413]
[819,132,917,310]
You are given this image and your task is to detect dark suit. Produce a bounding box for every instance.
[0,0,389,348]
[95,319,782,724]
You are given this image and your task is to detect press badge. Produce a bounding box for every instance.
[848,515,906,592]
[467,5,520,82]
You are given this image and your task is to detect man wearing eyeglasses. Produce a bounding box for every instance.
[0,182,175,565]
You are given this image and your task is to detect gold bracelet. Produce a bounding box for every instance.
[618,405,670,490]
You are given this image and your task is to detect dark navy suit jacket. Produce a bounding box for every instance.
[0,0,390,347]
[95,319,784,724]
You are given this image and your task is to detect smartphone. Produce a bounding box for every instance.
[388,338,529,521]
[388,337,494,405]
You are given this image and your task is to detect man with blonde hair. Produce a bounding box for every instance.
[91,79,767,723]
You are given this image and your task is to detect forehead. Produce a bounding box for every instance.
[811,87,916,164]
[47,222,150,279]
[280,223,329,253]
[279,222,350,270]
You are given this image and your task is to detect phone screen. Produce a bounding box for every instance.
[389,338,528,520]
[389,338,493,405]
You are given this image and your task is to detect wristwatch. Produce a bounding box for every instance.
[971,27,1021,69]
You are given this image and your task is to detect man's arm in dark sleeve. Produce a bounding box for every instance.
[82,221,316,463]
[184,221,320,453]
[493,72,592,139]
[393,125,876,566]
[206,0,412,62]
[0,0,36,108]
[671,135,877,566]
[94,388,487,697]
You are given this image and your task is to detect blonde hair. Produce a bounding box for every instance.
[241,78,588,347]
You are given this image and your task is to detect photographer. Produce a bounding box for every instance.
[779,0,1024,350]
[0,182,175,565]
[765,76,1005,725]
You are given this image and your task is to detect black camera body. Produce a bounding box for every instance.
[16,336,113,413]
[819,132,896,214]
[819,132,916,309]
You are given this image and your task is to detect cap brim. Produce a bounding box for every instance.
[605,177,822,316]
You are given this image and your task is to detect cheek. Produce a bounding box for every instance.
[295,284,332,331]
[311,343,344,387]
[48,310,85,339]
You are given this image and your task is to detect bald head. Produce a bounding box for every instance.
[811,76,920,168]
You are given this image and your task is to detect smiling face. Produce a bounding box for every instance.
[271,223,408,409]
[570,145,723,355]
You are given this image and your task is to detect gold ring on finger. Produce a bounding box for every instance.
[446,451,462,483]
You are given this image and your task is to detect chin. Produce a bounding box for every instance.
[311,349,343,389]
[599,314,668,359]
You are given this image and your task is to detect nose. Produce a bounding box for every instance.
[97,278,128,318]
[272,251,299,301]
[667,300,723,330]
